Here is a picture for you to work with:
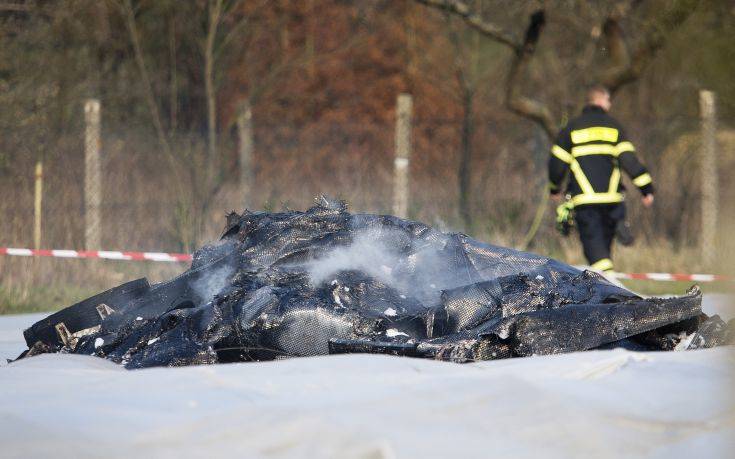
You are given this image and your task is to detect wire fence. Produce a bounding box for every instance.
[1,102,733,270]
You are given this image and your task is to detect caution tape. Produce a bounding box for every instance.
[0,246,730,282]
[0,247,191,263]
[609,272,730,283]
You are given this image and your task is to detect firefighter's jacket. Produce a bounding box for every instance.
[548,105,654,206]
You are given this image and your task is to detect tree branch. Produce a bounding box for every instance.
[601,0,700,94]
[214,0,269,61]
[413,0,521,51]
[204,0,223,166]
[601,15,630,82]
[415,1,556,139]
[113,0,188,208]
[505,10,556,140]
[0,3,31,13]
[118,0,173,159]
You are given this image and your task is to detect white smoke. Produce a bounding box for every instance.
[305,227,469,305]
[306,228,402,287]
[191,264,235,301]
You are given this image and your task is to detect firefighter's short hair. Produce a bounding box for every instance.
[586,84,610,102]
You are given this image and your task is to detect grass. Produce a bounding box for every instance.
[619,279,734,296]
[0,284,100,315]
[0,257,185,315]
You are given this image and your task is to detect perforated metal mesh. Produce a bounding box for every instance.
[20,198,730,368]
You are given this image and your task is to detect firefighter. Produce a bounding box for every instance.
[549,85,654,273]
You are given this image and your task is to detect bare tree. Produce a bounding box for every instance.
[448,14,481,230]
[118,0,173,161]
[204,0,223,169]
[416,0,699,134]
[112,0,258,249]
[406,5,499,230]
[413,0,701,244]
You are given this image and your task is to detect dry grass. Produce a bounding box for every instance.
[1,121,733,314]
[0,256,184,314]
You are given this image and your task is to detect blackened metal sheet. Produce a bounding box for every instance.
[18,198,727,368]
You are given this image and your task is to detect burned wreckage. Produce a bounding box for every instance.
[19,199,733,368]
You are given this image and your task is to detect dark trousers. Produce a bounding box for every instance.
[574,203,625,268]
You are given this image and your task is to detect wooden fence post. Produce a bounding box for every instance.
[34,161,43,249]
[237,102,254,209]
[393,93,413,218]
[84,99,102,251]
[699,90,718,267]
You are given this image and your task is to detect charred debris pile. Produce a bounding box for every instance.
[19,198,733,368]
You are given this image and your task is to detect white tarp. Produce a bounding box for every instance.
[1,296,733,459]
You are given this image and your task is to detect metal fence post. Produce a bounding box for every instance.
[699,90,718,267]
[34,161,43,249]
[84,99,102,251]
[393,93,413,218]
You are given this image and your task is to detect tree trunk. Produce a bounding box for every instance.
[205,52,216,167]
[169,16,177,135]
[458,90,473,230]
[122,0,172,160]
[204,0,223,173]
[306,0,315,78]
[237,102,254,208]
[699,90,718,268]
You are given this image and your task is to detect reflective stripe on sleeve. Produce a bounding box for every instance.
[615,141,635,156]
[632,172,653,187]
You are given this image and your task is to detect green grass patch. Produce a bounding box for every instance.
[619,279,734,297]
[0,285,99,315]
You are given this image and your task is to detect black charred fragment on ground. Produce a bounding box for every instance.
[18,198,733,368]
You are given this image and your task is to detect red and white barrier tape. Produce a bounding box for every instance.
[0,247,191,263]
[610,272,729,283]
[0,247,730,282]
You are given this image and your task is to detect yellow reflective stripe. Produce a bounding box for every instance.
[570,192,624,206]
[591,258,614,272]
[570,127,619,144]
[632,172,652,187]
[615,141,635,156]
[571,144,617,157]
[608,167,621,193]
[570,160,594,195]
[551,145,573,164]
